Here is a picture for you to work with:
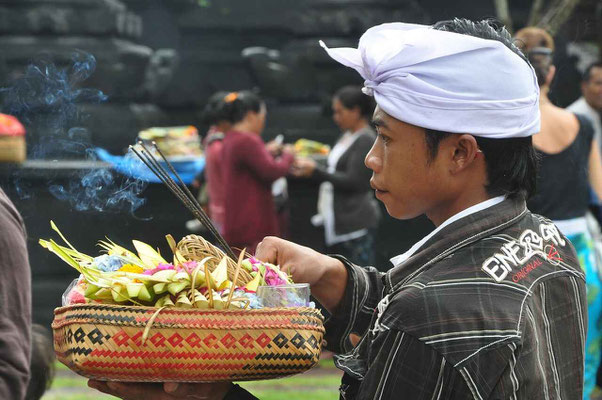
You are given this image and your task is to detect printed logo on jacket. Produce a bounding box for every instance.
[482,222,566,282]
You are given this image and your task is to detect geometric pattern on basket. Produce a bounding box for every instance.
[53,304,325,383]
[108,329,316,351]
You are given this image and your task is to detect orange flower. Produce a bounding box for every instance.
[118,264,144,274]
[224,92,238,103]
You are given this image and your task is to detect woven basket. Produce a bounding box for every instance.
[53,304,325,382]
[0,136,25,162]
[177,235,254,285]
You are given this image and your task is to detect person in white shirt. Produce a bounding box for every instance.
[568,62,602,146]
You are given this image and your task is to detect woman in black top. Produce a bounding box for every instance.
[291,86,380,265]
[516,27,602,399]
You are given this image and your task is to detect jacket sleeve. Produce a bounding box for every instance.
[0,196,31,400]
[234,135,294,184]
[323,257,385,354]
[351,329,472,400]
[312,134,374,192]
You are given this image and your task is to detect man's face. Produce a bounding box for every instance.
[583,67,602,111]
[365,106,450,220]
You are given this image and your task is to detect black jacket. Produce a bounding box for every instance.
[312,127,381,236]
[326,196,586,399]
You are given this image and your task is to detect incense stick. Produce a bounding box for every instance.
[129,142,237,260]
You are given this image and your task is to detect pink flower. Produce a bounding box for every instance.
[142,263,176,276]
[180,261,198,274]
[264,267,287,286]
[67,288,86,305]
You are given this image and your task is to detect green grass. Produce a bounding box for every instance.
[242,390,337,400]
[43,395,118,400]
[50,375,91,388]
[44,359,341,400]
[241,374,341,389]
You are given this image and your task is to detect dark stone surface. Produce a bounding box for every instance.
[0,0,142,39]
[0,36,153,102]
[79,103,170,154]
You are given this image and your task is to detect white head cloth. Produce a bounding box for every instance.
[320,22,540,138]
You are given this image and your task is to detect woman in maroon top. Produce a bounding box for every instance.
[220,91,294,253]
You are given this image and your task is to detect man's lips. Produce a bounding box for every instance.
[370,181,388,195]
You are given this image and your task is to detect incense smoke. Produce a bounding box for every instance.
[1,51,147,214]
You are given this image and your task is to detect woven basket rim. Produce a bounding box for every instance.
[53,303,325,332]
[54,303,322,316]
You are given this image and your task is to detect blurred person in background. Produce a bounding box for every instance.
[515,27,602,400]
[186,91,231,234]
[568,62,602,148]
[25,324,55,400]
[292,86,380,265]
[218,90,294,253]
[0,187,31,399]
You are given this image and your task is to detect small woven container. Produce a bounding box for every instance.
[53,304,324,382]
[0,136,25,162]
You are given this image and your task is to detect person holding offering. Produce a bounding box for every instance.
[89,18,587,400]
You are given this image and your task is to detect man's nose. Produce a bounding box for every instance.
[365,150,382,173]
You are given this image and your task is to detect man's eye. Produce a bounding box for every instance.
[378,133,390,144]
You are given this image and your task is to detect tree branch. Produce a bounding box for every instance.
[537,0,582,36]
[493,0,514,33]
[527,0,546,26]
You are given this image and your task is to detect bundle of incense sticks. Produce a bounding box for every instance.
[130,141,237,261]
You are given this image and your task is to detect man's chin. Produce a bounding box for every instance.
[383,204,420,221]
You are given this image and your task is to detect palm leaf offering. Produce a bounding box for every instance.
[41,221,302,310]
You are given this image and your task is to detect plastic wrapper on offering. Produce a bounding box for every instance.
[62,276,86,306]
[257,284,310,308]
[43,222,324,382]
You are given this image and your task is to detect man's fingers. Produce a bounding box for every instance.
[103,381,167,400]
[255,236,280,263]
[163,382,233,399]
[88,380,112,395]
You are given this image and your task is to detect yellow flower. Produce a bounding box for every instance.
[118,264,144,274]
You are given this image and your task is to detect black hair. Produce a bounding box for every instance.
[527,49,553,87]
[583,61,602,82]
[25,324,55,400]
[200,91,229,126]
[219,90,264,124]
[428,18,539,199]
[333,85,375,119]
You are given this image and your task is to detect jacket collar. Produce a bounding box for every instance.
[385,195,528,292]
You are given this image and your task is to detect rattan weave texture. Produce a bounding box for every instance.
[53,304,325,382]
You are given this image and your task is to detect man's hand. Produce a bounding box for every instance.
[255,237,347,312]
[88,380,232,400]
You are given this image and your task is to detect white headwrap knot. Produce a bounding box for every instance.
[320,22,541,138]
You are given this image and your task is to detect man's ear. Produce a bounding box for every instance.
[450,134,480,174]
